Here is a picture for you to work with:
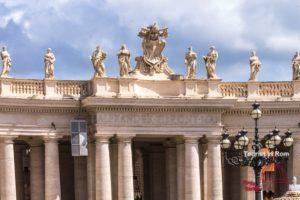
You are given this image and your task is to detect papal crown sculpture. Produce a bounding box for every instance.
[1,23,300,81]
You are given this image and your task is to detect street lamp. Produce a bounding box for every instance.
[220,103,294,200]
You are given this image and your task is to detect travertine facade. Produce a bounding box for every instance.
[0,77,299,200]
[0,24,300,200]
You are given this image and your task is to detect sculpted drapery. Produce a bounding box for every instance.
[203,46,218,79]
[292,52,300,80]
[249,51,261,81]
[185,46,197,79]
[91,46,106,78]
[44,48,55,79]
[118,44,132,77]
[0,46,12,78]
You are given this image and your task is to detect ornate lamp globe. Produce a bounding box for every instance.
[283,130,294,147]
[251,102,262,119]
[270,128,282,146]
[220,132,231,149]
[265,139,275,149]
[234,140,243,150]
[237,128,249,147]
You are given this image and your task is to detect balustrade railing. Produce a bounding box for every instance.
[56,80,90,97]
[219,82,248,97]
[11,79,44,95]
[259,82,293,97]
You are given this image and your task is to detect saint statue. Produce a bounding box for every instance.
[118,44,132,77]
[292,52,300,80]
[203,46,218,79]
[185,46,197,79]
[91,46,106,78]
[44,48,55,80]
[0,46,12,78]
[249,51,261,81]
[134,23,173,76]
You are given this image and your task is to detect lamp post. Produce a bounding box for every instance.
[220,103,294,200]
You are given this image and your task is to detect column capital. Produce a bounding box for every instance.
[94,134,113,143]
[43,135,62,143]
[0,135,17,144]
[164,138,177,148]
[117,134,135,143]
[184,136,200,144]
[205,135,221,144]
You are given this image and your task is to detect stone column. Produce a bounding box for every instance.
[44,137,61,200]
[165,140,177,200]
[176,138,185,200]
[207,137,223,200]
[14,144,25,200]
[118,135,134,200]
[1,136,17,200]
[200,142,208,200]
[29,140,45,200]
[87,140,95,200]
[95,135,112,200]
[184,137,201,200]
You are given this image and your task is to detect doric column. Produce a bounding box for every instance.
[95,135,113,200]
[118,135,134,200]
[87,139,95,200]
[176,138,185,200]
[288,137,300,184]
[29,139,45,200]
[207,137,223,200]
[165,139,177,200]
[200,142,208,200]
[44,137,61,200]
[14,144,25,200]
[184,137,201,200]
[0,136,17,200]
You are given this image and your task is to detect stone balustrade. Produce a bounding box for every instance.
[1,77,300,100]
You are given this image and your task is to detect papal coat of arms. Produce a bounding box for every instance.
[133,23,174,76]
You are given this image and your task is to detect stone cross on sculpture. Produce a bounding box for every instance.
[0,46,12,78]
[133,23,174,77]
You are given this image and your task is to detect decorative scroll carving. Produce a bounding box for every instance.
[249,51,261,81]
[0,46,12,78]
[133,23,174,77]
[91,46,106,78]
[219,82,248,97]
[259,82,293,97]
[44,48,55,80]
[185,46,197,79]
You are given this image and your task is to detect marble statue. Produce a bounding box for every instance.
[185,46,197,79]
[44,48,55,80]
[203,46,218,79]
[134,23,173,76]
[91,46,106,78]
[0,46,12,78]
[292,52,300,80]
[249,51,261,81]
[118,44,132,77]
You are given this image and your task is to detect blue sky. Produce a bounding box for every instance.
[0,0,300,81]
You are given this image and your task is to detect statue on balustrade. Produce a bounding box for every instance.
[44,48,55,80]
[203,46,218,79]
[249,51,261,81]
[292,52,300,80]
[0,46,12,78]
[91,46,106,78]
[118,44,132,77]
[133,23,174,76]
[185,46,197,79]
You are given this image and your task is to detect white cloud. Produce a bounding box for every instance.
[232,38,256,51]
[265,34,300,52]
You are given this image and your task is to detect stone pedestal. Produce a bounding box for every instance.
[44,79,59,99]
[95,135,112,200]
[29,140,45,200]
[247,81,260,100]
[1,137,17,200]
[44,137,61,200]
[293,80,300,99]
[87,140,96,200]
[117,78,136,97]
[207,79,222,98]
[118,135,134,200]
[184,137,201,200]
[207,138,223,200]
[165,140,177,200]
[176,140,185,200]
